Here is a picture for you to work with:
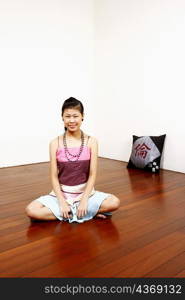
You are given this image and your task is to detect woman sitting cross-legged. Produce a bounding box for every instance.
[25,97,120,223]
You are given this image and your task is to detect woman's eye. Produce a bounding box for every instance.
[65,115,78,118]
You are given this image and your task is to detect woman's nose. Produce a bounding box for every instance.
[69,117,75,122]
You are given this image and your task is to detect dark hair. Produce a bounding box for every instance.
[61,97,84,131]
[61,97,84,115]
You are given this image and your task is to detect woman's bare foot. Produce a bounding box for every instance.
[95,213,107,219]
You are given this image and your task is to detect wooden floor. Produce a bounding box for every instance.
[0,158,185,278]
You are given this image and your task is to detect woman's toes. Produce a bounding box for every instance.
[95,213,107,219]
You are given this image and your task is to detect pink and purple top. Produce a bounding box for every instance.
[56,145,91,186]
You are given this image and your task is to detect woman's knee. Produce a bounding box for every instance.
[101,194,120,211]
[110,195,120,210]
[25,202,40,219]
[25,206,35,219]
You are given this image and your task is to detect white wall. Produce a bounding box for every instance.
[1,0,185,173]
[94,0,185,173]
[0,0,94,167]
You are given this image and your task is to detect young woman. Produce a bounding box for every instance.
[26,97,120,223]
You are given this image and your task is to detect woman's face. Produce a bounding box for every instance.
[62,108,83,132]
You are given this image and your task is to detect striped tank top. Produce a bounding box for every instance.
[49,135,95,202]
[56,135,91,186]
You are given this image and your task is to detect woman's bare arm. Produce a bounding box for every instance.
[49,139,66,205]
[76,136,98,218]
[80,136,98,201]
[49,139,72,219]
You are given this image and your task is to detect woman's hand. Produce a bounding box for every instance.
[60,201,72,219]
[77,199,88,218]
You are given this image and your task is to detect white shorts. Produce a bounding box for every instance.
[36,191,111,223]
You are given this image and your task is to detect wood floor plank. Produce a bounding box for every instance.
[175,269,185,277]
[0,159,185,277]
[144,251,185,277]
[115,233,185,277]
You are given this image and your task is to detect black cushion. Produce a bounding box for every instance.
[127,134,166,172]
